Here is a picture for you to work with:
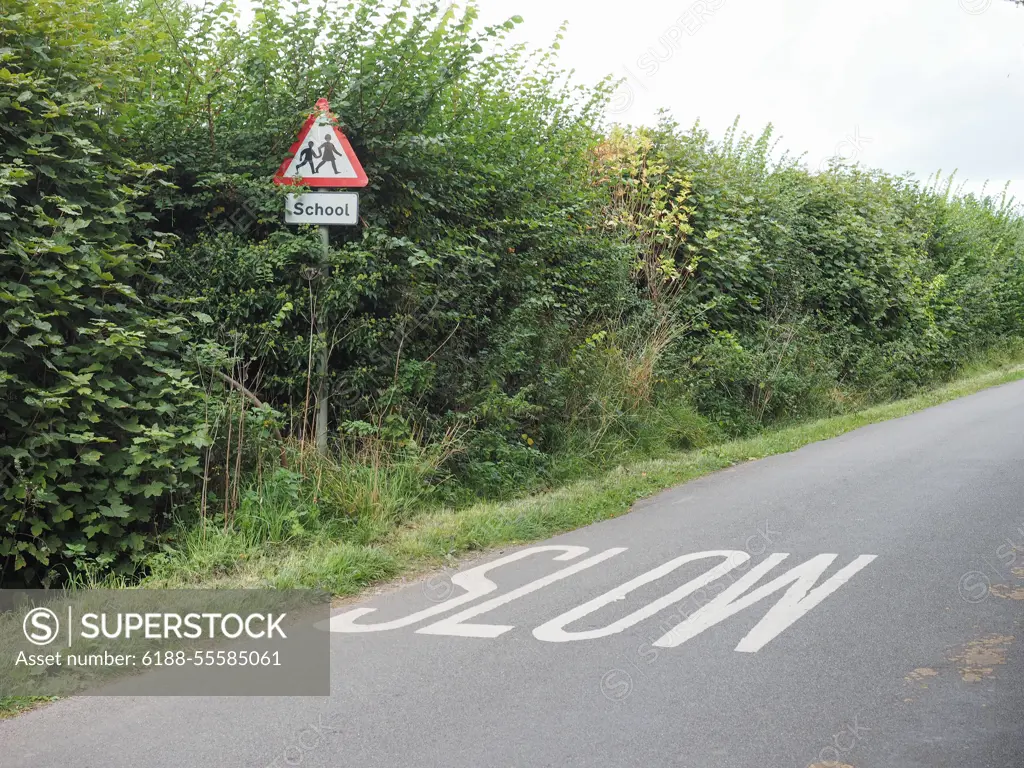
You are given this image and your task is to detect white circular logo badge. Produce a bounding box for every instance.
[23,606,60,646]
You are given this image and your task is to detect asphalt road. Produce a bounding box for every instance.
[5,379,1024,767]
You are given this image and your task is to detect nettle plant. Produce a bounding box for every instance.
[0,0,209,586]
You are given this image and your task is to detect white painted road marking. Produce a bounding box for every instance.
[532,550,749,643]
[326,545,593,633]
[654,553,879,652]
[327,547,878,653]
[418,548,627,638]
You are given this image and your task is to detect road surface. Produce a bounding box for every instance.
[5,379,1024,767]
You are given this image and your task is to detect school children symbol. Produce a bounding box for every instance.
[273,98,368,188]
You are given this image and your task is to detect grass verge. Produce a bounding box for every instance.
[0,696,58,720]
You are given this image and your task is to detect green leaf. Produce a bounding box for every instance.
[79,450,103,466]
[98,499,131,519]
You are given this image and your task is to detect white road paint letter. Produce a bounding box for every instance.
[653,553,877,652]
[325,545,592,633]
[417,548,627,638]
[532,550,749,643]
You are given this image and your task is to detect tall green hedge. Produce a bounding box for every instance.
[121,0,633,491]
[0,0,208,586]
[642,119,1024,431]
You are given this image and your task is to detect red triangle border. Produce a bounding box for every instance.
[273,110,368,188]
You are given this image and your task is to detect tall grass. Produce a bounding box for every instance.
[147,428,463,589]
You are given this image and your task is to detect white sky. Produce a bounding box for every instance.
[472,0,1024,199]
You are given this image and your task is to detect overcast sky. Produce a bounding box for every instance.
[470,0,1024,199]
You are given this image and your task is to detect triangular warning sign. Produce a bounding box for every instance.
[274,99,368,188]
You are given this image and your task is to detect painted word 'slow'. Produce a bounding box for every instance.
[326,546,877,652]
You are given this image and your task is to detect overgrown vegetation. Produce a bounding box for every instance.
[143,350,1024,593]
[0,0,208,586]
[2,0,1024,590]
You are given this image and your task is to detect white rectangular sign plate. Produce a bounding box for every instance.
[285,192,359,225]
